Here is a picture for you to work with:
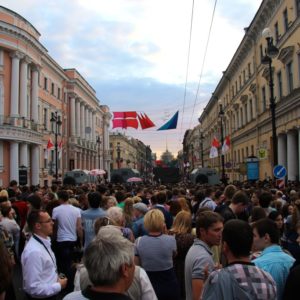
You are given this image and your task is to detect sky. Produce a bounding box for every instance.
[1,0,262,158]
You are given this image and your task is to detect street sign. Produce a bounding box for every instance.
[273,165,287,179]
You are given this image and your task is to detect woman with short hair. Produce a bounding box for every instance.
[135,209,180,300]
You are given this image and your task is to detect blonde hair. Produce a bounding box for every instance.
[132,196,142,203]
[170,211,192,234]
[107,206,124,226]
[144,209,165,232]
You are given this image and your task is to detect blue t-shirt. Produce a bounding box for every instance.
[81,208,106,248]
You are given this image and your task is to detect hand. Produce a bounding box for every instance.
[58,277,68,289]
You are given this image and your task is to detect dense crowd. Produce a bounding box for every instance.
[1,179,300,300]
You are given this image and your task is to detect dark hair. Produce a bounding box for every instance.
[0,196,8,203]
[57,190,69,202]
[9,180,17,187]
[251,206,267,222]
[27,194,42,210]
[231,191,249,205]
[88,192,102,209]
[169,201,182,217]
[0,206,12,218]
[0,240,13,293]
[223,185,237,200]
[268,210,281,221]
[204,187,214,198]
[259,192,273,208]
[223,219,253,257]
[156,192,167,204]
[252,218,279,244]
[115,191,125,203]
[196,211,223,237]
[194,190,205,203]
[27,210,44,232]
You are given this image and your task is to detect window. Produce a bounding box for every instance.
[283,8,289,32]
[249,99,253,120]
[235,81,238,94]
[242,149,245,160]
[297,0,300,17]
[240,108,243,126]
[251,145,254,156]
[277,71,283,99]
[245,103,248,123]
[274,22,279,44]
[239,75,242,89]
[58,88,61,99]
[51,83,55,95]
[260,45,264,63]
[238,150,240,163]
[43,108,48,130]
[286,62,294,93]
[232,85,234,97]
[262,86,267,111]
[44,77,48,90]
[248,63,251,77]
[243,70,246,83]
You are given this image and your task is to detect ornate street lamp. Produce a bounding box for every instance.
[262,27,279,168]
[198,120,204,167]
[218,99,226,184]
[96,136,101,169]
[50,111,62,183]
[116,142,121,169]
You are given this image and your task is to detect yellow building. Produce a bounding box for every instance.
[109,132,152,177]
[194,0,300,182]
[0,6,111,187]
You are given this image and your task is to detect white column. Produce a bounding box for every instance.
[70,96,76,136]
[278,134,287,168]
[20,58,30,118]
[10,142,19,182]
[31,145,40,185]
[81,103,85,139]
[20,144,28,167]
[10,52,22,117]
[76,99,81,137]
[85,106,89,140]
[89,109,93,141]
[92,112,95,142]
[247,102,251,124]
[287,131,298,181]
[31,66,39,123]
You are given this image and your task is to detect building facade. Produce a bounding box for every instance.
[187,0,300,182]
[0,6,111,187]
[109,132,152,178]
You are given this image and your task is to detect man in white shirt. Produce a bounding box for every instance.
[21,210,67,299]
[52,190,83,292]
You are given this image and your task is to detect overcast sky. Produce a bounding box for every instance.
[2,0,262,157]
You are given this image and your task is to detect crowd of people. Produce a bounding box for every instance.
[1,179,300,299]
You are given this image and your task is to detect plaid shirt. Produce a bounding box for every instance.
[202,262,277,300]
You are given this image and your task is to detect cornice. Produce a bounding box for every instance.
[0,20,47,55]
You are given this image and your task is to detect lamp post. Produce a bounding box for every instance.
[262,27,279,169]
[50,111,62,183]
[116,142,121,169]
[218,99,226,184]
[96,136,101,169]
[198,120,204,167]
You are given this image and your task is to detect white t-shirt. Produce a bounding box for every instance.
[52,204,81,242]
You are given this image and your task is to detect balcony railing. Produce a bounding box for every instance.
[0,115,39,131]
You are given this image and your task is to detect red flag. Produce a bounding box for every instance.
[112,119,126,129]
[209,137,220,158]
[113,111,137,118]
[143,113,155,128]
[222,136,230,154]
[138,114,148,129]
[212,137,220,148]
[125,119,139,129]
[47,138,54,150]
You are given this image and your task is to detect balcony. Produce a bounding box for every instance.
[0,115,43,144]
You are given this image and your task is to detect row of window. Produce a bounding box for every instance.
[43,76,63,100]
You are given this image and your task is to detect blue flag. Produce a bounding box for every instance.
[157,111,179,130]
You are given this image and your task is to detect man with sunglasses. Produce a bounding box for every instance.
[21,210,67,299]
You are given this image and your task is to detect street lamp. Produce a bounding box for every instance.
[116,142,121,169]
[198,120,204,167]
[218,99,226,184]
[50,111,62,183]
[96,136,101,169]
[262,27,279,168]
